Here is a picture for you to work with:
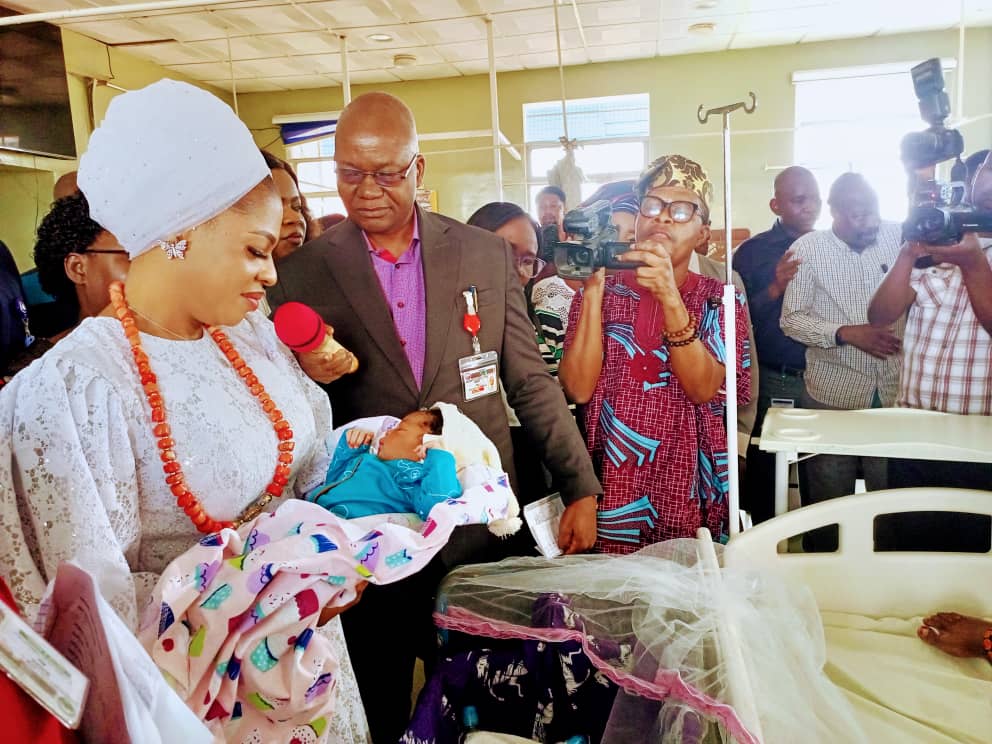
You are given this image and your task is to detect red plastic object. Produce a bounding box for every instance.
[273,302,326,353]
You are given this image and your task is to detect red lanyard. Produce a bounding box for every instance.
[462,286,481,354]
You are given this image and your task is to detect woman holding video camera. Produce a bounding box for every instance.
[559,155,751,554]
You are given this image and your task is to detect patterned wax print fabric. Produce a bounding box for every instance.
[564,272,751,553]
[139,492,512,744]
[403,594,620,744]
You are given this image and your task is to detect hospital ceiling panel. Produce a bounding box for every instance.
[390,61,463,81]
[451,58,517,75]
[258,71,342,89]
[120,39,223,65]
[2,0,991,92]
[586,40,657,63]
[302,0,396,28]
[204,76,287,92]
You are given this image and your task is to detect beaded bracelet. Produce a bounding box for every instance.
[664,317,697,344]
[983,628,992,664]
[667,329,699,348]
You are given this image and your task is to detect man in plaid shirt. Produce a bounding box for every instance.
[781,173,903,551]
[868,149,992,551]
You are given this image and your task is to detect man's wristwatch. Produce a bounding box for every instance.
[834,328,845,346]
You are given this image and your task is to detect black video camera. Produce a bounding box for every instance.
[543,200,640,280]
[901,58,992,258]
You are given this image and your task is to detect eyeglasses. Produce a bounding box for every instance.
[84,249,129,256]
[335,153,419,187]
[514,255,547,278]
[639,195,702,223]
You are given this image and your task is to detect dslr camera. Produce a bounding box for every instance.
[901,57,992,258]
[543,200,640,280]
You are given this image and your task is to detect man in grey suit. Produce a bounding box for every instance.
[268,92,600,742]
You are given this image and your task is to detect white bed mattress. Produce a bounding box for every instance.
[823,612,992,744]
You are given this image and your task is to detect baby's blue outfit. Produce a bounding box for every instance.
[307,433,462,520]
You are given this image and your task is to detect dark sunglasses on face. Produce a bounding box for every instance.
[639,195,701,223]
[335,153,419,187]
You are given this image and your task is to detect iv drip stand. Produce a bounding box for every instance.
[697,92,756,537]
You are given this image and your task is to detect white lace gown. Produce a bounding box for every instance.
[0,312,370,743]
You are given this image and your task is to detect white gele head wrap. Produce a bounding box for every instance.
[77,79,271,259]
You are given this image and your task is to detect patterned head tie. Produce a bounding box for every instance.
[635,154,713,220]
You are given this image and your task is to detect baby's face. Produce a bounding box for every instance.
[377,412,434,461]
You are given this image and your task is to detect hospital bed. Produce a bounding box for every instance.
[457,488,992,743]
[722,487,992,743]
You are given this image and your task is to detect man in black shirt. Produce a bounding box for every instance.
[734,166,821,522]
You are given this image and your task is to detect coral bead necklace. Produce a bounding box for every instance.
[108,281,293,534]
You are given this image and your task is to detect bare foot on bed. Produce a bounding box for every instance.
[918,612,990,658]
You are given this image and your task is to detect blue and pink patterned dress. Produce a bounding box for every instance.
[564,271,751,554]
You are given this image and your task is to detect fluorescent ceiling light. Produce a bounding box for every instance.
[368,33,393,42]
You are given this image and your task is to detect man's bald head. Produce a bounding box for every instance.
[774,166,815,196]
[336,92,418,156]
[333,92,424,242]
[770,165,821,236]
[828,172,880,251]
[828,172,876,210]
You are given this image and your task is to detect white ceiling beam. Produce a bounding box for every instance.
[0,0,252,27]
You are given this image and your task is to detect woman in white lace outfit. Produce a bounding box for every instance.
[0,80,369,743]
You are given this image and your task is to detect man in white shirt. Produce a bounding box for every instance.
[781,173,904,547]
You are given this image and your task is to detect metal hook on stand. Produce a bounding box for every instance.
[696,91,756,538]
[696,91,757,125]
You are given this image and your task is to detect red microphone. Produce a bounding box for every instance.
[273,302,358,373]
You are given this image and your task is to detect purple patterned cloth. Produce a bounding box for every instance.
[363,215,426,387]
[403,594,619,744]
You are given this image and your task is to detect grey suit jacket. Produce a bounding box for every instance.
[268,208,601,560]
[696,253,760,441]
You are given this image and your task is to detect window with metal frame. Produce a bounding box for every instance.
[524,93,650,210]
[286,137,346,219]
[792,60,958,227]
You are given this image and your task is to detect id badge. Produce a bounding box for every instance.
[0,601,88,728]
[458,350,499,401]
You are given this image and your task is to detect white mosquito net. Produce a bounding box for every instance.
[432,539,866,743]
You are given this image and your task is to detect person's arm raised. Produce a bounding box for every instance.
[927,233,992,335]
[558,269,605,404]
[620,242,724,404]
[868,241,921,326]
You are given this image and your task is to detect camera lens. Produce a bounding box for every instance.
[571,247,592,265]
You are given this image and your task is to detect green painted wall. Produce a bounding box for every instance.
[237,27,992,229]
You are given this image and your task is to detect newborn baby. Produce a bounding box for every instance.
[308,408,461,520]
